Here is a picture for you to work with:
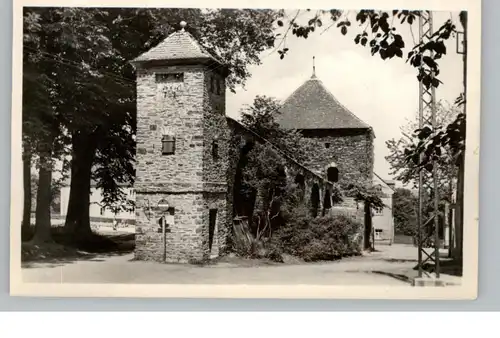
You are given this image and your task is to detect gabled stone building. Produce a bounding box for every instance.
[131,22,390,263]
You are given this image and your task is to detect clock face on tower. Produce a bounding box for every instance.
[156,72,184,99]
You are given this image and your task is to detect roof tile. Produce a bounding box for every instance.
[276,75,370,130]
[133,29,222,64]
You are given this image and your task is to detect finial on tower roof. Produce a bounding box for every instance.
[312,56,316,78]
[180,21,187,31]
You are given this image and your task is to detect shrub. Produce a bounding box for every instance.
[275,206,363,262]
[231,182,361,263]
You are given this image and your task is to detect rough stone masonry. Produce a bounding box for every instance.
[131,22,232,263]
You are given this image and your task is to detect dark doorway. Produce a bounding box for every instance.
[311,184,320,217]
[295,174,306,199]
[327,167,339,183]
[323,189,332,210]
[208,209,218,252]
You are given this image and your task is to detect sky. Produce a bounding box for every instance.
[225,10,464,184]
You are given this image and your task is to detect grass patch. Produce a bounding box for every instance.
[22,241,90,263]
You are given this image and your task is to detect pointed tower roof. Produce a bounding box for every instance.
[132,21,225,69]
[277,68,370,130]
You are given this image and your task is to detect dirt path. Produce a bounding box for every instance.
[22,244,438,285]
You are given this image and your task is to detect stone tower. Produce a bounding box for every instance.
[131,22,231,263]
[276,65,374,187]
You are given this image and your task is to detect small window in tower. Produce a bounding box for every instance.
[156,72,184,83]
[212,139,219,160]
[325,142,330,148]
[162,135,176,155]
[100,206,105,216]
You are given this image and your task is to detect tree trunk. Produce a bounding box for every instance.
[64,133,96,241]
[22,142,32,237]
[363,202,372,250]
[32,144,53,243]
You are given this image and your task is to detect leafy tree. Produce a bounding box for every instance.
[22,8,280,241]
[385,101,459,205]
[23,8,73,242]
[344,183,385,250]
[392,188,418,236]
[243,142,288,239]
[240,95,310,162]
[236,95,328,239]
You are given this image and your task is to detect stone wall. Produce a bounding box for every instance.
[301,129,374,186]
[135,193,205,262]
[203,68,232,257]
[136,65,206,185]
[226,117,335,219]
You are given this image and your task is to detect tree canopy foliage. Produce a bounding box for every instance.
[22,8,280,241]
[240,96,310,163]
[392,188,418,236]
[385,101,459,197]
[237,96,307,237]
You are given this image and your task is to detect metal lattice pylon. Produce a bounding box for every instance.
[417,11,441,279]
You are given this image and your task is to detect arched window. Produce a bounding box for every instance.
[295,174,305,187]
[327,166,339,183]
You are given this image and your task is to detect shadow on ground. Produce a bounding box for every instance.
[22,231,135,268]
[371,271,412,284]
[415,259,463,277]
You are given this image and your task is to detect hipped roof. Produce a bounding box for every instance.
[276,75,371,130]
[132,26,224,68]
